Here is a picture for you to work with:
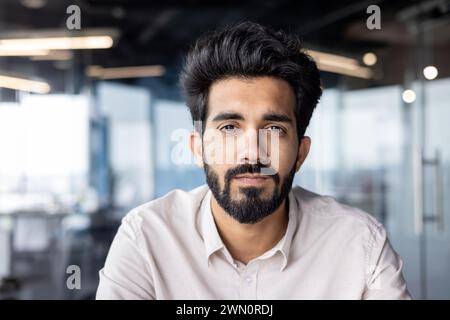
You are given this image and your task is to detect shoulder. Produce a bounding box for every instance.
[120,184,209,236]
[291,185,386,244]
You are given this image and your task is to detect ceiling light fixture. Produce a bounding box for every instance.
[0,36,113,52]
[0,74,50,94]
[307,49,373,79]
[86,65,166,80]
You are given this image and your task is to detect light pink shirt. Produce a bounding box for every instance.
[96,184,411,300]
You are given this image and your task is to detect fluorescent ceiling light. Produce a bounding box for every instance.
[306,49,373,79]
[307,50,359,66]
[0,49,50,56]
[0,36,113,51]
[314,62,373,79]
[0,49,72,60]
[0,74,50,94]
[86,65,166,79]
[31,50,73,61]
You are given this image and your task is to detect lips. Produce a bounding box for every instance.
[233,174,270,186]
[234,174,269,179]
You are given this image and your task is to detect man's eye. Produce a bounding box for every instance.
[265,126,284,133]
[220,124,239,133]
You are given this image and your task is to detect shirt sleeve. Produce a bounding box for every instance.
[362,224,412,300]
[96,213,155,300]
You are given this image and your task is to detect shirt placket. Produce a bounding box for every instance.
[237,260,260,299]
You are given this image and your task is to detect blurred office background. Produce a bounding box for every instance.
[0,0,449,299]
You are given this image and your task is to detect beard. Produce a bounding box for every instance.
[204,161,296,224]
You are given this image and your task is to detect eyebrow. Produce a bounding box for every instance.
[262,112,293,123]
[211,112,244,122]
[211,111,293,124]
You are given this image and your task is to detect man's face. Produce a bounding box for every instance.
[192,76,308,224]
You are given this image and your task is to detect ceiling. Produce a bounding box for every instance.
[0,0,449,94]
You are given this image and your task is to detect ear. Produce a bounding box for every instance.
[189,131,204,168]
[295,136,311,172]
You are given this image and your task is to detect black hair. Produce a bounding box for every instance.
[179,21,322,139]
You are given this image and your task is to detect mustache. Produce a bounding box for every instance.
[224,163,280,183]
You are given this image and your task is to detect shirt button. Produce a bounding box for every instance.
[245,276,252,284]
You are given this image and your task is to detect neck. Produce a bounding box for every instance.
[210,194,289,265]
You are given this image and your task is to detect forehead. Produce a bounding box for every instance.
[206,76,296,121]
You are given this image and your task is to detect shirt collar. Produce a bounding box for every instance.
[199,190,225,265]
[277,189,299,271]
[199,187,300,271]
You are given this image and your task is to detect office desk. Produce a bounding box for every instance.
[0,211,68,297]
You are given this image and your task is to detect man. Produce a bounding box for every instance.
[96,21,411,299]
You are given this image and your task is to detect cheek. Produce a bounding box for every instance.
[203,132,224,164]
[267,139,298,173]
[203,132,240,166]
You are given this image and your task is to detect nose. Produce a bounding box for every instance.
[237,128,269,165]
